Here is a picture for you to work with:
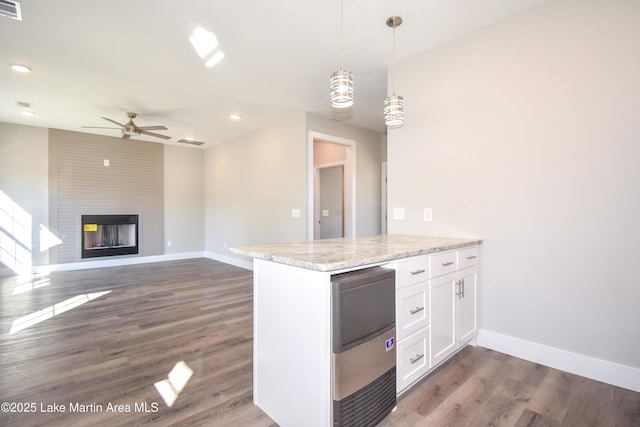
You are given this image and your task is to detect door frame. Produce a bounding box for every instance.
[307,131,356,240]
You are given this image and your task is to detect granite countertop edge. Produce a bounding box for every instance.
[229,235,483,272]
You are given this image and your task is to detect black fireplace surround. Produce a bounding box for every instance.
[81,214,139,259]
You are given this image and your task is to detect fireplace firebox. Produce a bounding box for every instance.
[81,215,139,259]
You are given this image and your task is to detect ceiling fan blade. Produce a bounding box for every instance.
[139,130,171,140]
[101,117,126,127]
[122,133,131,139]
[81,126,120,129]
[137,125,168,131]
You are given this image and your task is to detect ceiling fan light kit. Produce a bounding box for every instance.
[83,112,171,140]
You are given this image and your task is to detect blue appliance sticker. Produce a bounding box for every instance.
[385,337,395,351]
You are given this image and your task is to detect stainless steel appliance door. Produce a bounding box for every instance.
[333,327,396,401]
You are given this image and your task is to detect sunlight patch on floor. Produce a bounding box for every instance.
[9,290,112,334]
[154,360,194,407]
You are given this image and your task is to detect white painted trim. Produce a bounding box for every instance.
[30,252,206,274]
[307,131,356,241]
[477,328,640,393]
[204,251,253,270]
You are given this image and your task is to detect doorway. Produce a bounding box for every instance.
[307,131,356,241]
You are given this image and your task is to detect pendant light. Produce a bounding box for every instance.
[384,16,404,128]
[330,0,353,109]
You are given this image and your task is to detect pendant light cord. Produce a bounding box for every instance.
[391,22,397,96]
[339,0,344,70]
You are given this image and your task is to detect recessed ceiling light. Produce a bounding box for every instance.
[11,63,31,73]
[21,110,36,117]
[229,114,241,121]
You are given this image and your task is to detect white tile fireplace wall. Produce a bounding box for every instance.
[48,129,164,263]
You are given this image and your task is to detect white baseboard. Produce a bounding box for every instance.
[477,328,640,393]
[204,251,253,270]
[30,252,207,274]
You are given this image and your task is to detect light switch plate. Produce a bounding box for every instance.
[393,207,405,220]
[424,208,432,221]
[291,209,301,218]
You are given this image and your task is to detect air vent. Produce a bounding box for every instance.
[17,101,32,109]
[177,138,205,146]
[0,0,22,21]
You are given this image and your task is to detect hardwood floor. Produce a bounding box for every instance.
[1,259,638,426]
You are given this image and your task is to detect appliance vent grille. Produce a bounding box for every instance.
[0,0,22,21]
[177,138,205,146]
[333,367,396,426]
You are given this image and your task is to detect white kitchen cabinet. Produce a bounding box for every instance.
[394,245,479,394]
[396,281,429,340]
[396,326,430,392]
[430,272,457,366]
[456,267,477,346]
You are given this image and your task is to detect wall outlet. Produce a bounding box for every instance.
[167,240,172,247]
[393,207,405,220]
[291,209,301,218]
[103,159,110,167]
[424,208,433,221]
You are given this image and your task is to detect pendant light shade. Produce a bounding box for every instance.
[385,16,404,128]
[330,69,354,109]
[384,94,404,127]
[330,0,353,109]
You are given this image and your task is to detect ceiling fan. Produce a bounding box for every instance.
[83,112,171,140]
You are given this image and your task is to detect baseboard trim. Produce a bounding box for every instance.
[477,329,640,393]
[30,252,207,274]
[204,251,253,270]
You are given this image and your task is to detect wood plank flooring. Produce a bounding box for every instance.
[1,259,638,426]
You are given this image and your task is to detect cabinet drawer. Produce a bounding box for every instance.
[397,327,430,393]
[430,251,457,278]
[395,256,429,287]
[458,246,479,270]
[396,282,429,340]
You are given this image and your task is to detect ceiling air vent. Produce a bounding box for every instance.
[178,139,205,146]
[17,101,32,109]
[0,0,22,21]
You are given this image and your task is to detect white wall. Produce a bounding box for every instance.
[0,123,49,275]
[204,113,384,266]
[388,0,640,374]
[204,113,308,266]
[164,145,204,253]
[306,113,383,236]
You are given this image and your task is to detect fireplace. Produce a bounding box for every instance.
[81,215,139,259]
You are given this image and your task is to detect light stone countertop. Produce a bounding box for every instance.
[229,234,482,272]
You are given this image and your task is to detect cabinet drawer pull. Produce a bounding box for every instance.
[410,269,426,275]
[466,255,477,260]
[410,354,425,364]
[410,306,425,315]
[441,261,454,267]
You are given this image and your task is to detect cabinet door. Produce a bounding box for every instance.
[457,267,477,346]
[396,281,429,341]
[430,273,456,367]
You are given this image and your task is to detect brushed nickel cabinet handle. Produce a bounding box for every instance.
[462,278,465,298]
[466,255,477,260]
[410,269,426,275]
[410,354,425,364]
[441,261,454,267]
[455,279,462,299]
[410,306,425,315]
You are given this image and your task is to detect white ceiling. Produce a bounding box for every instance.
[1,0,542,148]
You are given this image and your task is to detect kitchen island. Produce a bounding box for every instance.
[230,234,482,427]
